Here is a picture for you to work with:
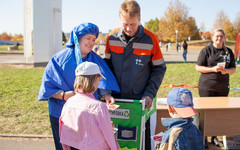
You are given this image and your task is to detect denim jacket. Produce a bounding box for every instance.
[159,118,204,150]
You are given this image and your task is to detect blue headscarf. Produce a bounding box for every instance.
[66,23,99,48]
[66,22,99,65]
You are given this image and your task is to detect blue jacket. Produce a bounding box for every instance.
[160,118,204,150]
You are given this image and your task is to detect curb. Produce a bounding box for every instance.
[0,134,53,139]
[0,51,24,55]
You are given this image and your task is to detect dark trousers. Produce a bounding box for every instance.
[198,88,229,97]
[50,115,63,150]
[145,119,151,150]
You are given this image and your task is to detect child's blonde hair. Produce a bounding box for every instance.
[74,74,101,93]
[119,0,140,18]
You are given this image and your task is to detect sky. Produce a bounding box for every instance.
[0,0,239,35]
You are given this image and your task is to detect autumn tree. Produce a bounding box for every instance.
[0,32,11,41]
[11,34,23,42]
[214,10,236,40]
[157,0,199,42]
[0,32,24,42]
[11,34,19,41]
[95,33,104,44]
[201,32,211,40]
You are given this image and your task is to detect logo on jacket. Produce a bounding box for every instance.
[135,58,143,66]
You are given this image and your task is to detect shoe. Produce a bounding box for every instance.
[204,138,209,149]
[204,142,209,149]
[212,137,223,147]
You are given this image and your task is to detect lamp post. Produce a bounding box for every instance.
[176,30,178,52]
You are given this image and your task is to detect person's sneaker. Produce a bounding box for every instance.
[204,138,209,149]
[204,143,209,149]
[212,137,223,147]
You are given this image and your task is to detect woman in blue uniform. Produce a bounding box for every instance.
[38,23,120,150]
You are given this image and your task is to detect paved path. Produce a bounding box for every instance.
[0,48,200,68]
[161,49,200,63]
[0,137,54,150]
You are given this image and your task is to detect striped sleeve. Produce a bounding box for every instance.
[144,29,165,66]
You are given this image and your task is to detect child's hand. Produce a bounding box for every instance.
[111,121,118,133]
[107,104,120,110]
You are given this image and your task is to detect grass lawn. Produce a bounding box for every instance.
[0,63,239,135]
[0,45,24,51]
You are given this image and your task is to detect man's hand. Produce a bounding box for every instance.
[103,94,115,105]
[142,96,152,108]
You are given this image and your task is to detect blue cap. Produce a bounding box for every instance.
[167,87,197,118]
[167,87,193,107]
[66,22,99,48]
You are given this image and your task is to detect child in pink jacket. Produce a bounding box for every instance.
[59,61,119,150]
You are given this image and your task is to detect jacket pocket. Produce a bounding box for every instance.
[133,48,151,56]
[110,46,124,54]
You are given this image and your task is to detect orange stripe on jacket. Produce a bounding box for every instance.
[133,49,151,55]
[144,29,164,61]
[105,28,121,55]
[110,46,124,54]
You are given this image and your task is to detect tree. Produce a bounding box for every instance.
[157,0,200,42]
[144,18,159,33]
[0,32,11,41]
[11,34,20,41]
[62,31,67,44]
[214,10,236,40]
[234,12,240,32]
[199,22,206,33]
[183,17,200,40]
[95,33,104,44]
[201,32,211,40]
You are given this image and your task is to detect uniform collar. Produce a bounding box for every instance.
[117,24,144,40]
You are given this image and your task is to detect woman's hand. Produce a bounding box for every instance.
[219,67,236,75]
[103,94,115,105]
[212,66,222,73]
[196,65,222,74]
[218,67,227,74]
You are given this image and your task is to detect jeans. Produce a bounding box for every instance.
[183,50,187,62]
